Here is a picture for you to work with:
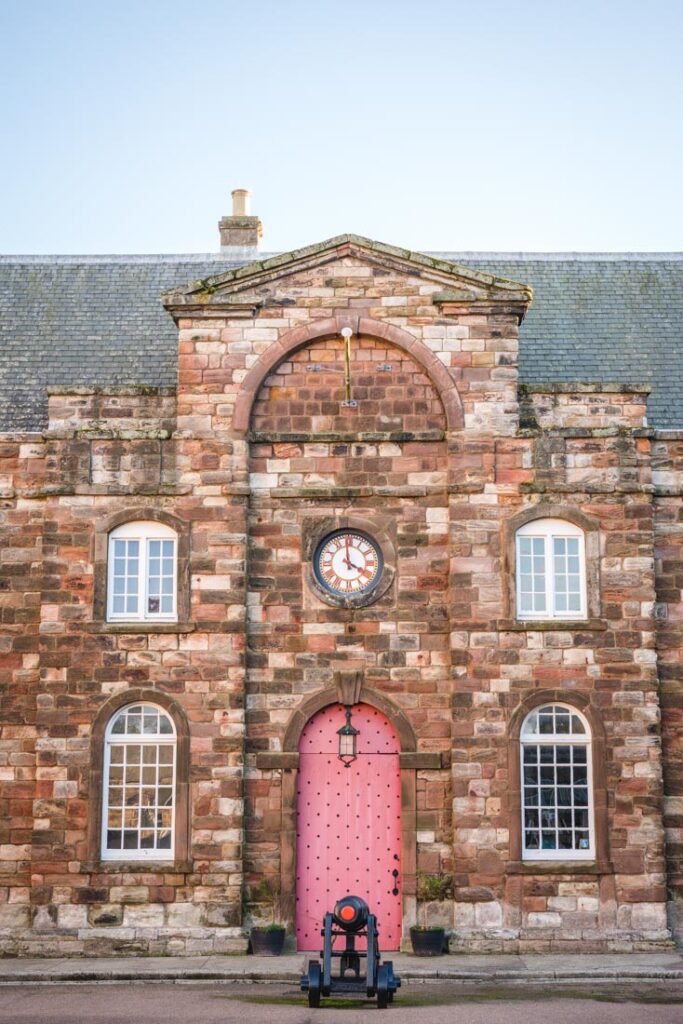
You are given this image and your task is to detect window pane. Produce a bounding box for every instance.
[552,534,582,617]
[145,536,176,618]
[110,535,142,619]
[517,535,547,617]
[127,715,141,735]
[143,715,157,735]
[521,722,592,859]
[104,714,175,859]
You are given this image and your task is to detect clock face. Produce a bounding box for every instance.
[314,530,383,596]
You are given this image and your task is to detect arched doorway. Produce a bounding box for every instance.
[295,703,402,950]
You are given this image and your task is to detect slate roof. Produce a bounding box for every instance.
[1,250,681,431]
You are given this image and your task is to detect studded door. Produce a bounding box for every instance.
[295,703,402,950]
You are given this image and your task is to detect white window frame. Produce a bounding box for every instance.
[520,702,594,862]
[107,521,178,622]
[101,703,176,861]
[515,518,587,620]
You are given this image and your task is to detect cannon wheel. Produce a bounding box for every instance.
[385,961,396,1002]
[307,961,321,1008]
[377,963,390,1009]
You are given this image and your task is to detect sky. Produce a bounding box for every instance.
[0,0,682,254]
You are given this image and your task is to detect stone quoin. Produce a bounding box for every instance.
[1,191,683,956]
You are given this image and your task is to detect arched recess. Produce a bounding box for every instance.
[283,685,416,753]
[506,688,611,872]
[232,315,464,433]
[278,687,419,942]
[85,687,191,869]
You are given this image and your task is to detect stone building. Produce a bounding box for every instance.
[1,192,683,955]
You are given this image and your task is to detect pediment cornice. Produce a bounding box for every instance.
[162,233,532,320]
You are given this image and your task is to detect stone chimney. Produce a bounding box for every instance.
[219,188,262,258]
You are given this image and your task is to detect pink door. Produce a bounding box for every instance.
[296,703,402,950]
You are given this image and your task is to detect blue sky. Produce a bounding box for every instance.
[1,0,681,254]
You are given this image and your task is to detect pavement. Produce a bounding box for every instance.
[1,950,683,985]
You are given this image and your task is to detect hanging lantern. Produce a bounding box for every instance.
[337,706,359,767]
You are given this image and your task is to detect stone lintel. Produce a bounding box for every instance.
[255,752,300,771]
[522,382,651,395]
[399,752,442,770]
[248,430,445,444]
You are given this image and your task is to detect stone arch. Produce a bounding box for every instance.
[283,684,417,753]
[232,315,464,432]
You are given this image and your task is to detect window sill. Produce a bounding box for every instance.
[87,622,196,635]
[506,860,613,875]
[496,618,607,632]
[83,859,192,873]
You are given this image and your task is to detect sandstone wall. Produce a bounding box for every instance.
[0,245,676,953]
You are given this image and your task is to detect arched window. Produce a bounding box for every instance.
[516,518,586,620]
[101,703,176,860]
[107,521,177,622]
[520,703,594,861]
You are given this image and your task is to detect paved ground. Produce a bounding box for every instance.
[2,951,683,984]
[2,981,683,1023]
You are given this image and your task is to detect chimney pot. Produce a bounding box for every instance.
[231,188,251,217]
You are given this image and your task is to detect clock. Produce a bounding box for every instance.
[313,530,383,597]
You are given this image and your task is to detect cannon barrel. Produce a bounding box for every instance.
[333,894,369,932]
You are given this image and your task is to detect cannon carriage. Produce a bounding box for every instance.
[300,895,401,1009]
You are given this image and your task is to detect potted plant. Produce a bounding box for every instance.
[247,877,287,956]
[409,871,452,956]
[249,921,287,956]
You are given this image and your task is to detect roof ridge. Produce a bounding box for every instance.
[2,251,683,265]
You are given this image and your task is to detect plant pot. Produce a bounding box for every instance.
[409,927,446,956]
[249,926,286,956]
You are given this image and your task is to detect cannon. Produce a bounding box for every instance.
[300,895,401,1009]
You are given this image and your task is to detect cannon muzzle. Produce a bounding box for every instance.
[333,894,369,932]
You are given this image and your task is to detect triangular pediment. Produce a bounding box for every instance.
[162,233,533,315]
